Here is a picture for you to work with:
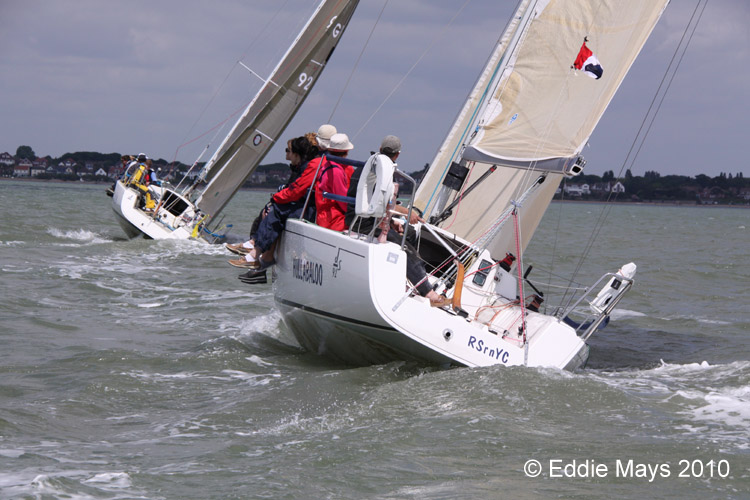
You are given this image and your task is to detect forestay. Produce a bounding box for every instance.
[194,0,360,219]
[414,0,669,259]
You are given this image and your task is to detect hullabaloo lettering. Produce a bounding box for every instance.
[293,258,324,286]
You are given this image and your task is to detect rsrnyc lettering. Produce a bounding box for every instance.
[468,336,510,363]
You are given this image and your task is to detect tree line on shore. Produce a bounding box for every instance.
[570,169,748,204]
[4,146,749,204]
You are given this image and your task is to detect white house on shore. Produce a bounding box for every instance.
[563,183,591,197]
[14,164,31,177]
[0,152,15,166]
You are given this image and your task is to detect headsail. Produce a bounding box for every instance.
[194,0,360,220]
[415,0,669,258]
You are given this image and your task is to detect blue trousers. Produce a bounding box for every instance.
[254,201,315,253]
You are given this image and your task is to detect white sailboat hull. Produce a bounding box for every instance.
[275,219,589,370]
[111,181,196,240]
[108,1,360,242]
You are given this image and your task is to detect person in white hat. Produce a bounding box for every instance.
[315,133,355,231]
[315,124,337,151]
[326,133,353,153]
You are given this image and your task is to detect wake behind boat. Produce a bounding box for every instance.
[272,0,669,369]
[110,0,359,241]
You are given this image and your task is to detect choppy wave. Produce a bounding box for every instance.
[590,360,750,448]
[0,471,140,500]
[609,308,647,320]
[47,227,112,245]
[4,184,750,498]
[0,240,24,247]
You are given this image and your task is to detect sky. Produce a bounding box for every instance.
[1,0,748,178]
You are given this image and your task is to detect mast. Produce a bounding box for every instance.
[193,0,360,220]
[415,0,670,259]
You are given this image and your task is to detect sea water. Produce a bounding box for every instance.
[0,180,748,499]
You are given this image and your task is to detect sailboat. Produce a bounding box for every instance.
[110,0,360,241]
[272,0,669,368]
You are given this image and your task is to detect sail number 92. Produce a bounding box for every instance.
[298,73,314,91]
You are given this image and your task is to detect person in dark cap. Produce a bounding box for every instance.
[345,136,449,307]
[379,135,401,155]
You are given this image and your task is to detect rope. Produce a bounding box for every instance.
[512,208,527,343]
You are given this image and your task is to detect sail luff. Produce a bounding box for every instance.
[199,0,328,185]
[413,0,535,219]
[193,0,360,219]
[416,0,670,260]
[466,0,671,164]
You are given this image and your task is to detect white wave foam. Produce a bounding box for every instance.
[47,227,110,244]
[220,369,281,384]
[10,471,137,499]
[136,302,163,308]
[245,354,274,367]
[151,238,230,258]
[28,474,94,500]
[691,385,750,428]
[0,265,34,273]
[591,360,750,448]
[652,314,732,325]
[0,448,25,458]
[692,317,732,325]
[238,310,283,336]
[609,308,646,320]
[83,472,132,488]
[234,310,301,349]
[124,370,202,381]
[105,413,147,421]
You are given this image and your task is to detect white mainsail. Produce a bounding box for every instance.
[414,0,669,259]
[194,0,360,220]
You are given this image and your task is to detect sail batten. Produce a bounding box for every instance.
[193,0,360,219]
[416,0,669,259]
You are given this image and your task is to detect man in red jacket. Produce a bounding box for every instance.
[229,136,318,269]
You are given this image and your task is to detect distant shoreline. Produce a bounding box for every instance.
[550,199,750,209]
[2,177,748,208]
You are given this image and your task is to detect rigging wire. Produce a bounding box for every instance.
[420,0,534,215]
[558,0,710,309]
[544,176,567,313]
[426,0,569,236]
[169,0,292,167]
[351,0,474,140]
[328,0,390,122]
